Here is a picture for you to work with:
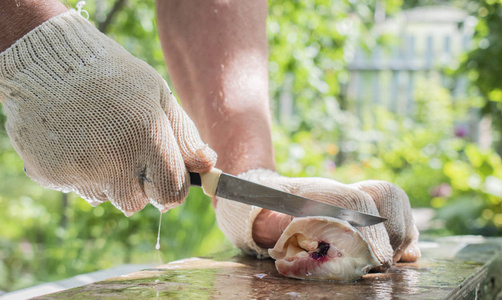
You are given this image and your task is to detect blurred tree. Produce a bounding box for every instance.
[400,0,502,154]
[270,0,502,237]
[459,0,502,154]
[268,0,405,174]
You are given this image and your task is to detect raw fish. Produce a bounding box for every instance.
[268,217,380,281]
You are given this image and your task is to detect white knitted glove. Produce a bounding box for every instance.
[215,169,420,266]
[0,11,216,216]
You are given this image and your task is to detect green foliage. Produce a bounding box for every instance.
[459,0,502,152]
[267,0,403,179]
[268,0,502,238]
[268,0,394,132]
[274,75,502,235]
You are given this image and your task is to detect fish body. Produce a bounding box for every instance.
[268,217,380,281]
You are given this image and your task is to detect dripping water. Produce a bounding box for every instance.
[154,212,164,297]
[156,212,162,250]
[156,211,164,266]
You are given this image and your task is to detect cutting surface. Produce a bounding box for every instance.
[35,236,502,299]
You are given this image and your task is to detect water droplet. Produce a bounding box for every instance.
[285,292,300,298]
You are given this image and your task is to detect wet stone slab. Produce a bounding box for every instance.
[36,236,502,299]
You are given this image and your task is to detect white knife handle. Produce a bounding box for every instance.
[198,168,222,197]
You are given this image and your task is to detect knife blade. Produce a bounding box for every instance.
[189,168,386,227]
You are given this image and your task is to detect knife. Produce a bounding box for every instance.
[189,168,386,227]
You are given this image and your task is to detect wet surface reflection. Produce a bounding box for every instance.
[36,239,500,300]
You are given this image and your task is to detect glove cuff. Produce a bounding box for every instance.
[214,169,280,259]
[0,10,114,83]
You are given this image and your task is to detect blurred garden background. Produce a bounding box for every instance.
[1,0,502,293]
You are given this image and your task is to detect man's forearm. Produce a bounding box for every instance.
[155,0,275,176]
[156,0,285,249]
[0,0,68,52]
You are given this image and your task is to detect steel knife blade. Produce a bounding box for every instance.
[189,169,386,227]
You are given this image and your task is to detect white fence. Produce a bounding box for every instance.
[345,6,474,117]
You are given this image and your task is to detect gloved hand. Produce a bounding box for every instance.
[214,169,420,268]
[0,11,216,216]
